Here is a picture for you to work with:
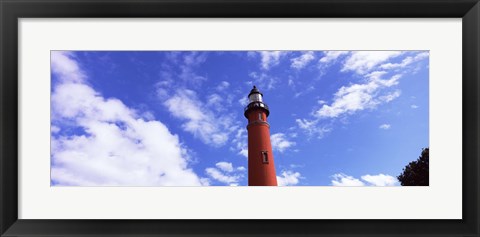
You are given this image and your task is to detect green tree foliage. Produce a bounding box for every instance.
[397,148,429,186]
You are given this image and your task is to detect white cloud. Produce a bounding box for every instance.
[379,124,391,130]
[270,133,296,152]
[155,78,174,100]
[51,125,60,133]
[215,161,234,173]
[238,97,249,107]
[156,53,209,100]
[369,71,401,87]
[331,173,399,186]
[206,93,224,111]
[379,90,401,102]
[141,111,155,121]
[379,51,429,70]
[239,149,248,158]
[289,164,304,169]
[316,82,379,118]
[319,51,349,64]
[249,72,277,90]
[205,168,240,185]
[216,81,230,91]
[259,51,287,70]
[295,119,331,138]
[411,104,419,109]
[331,173,365,186]
[297,51,426,140]
[158,53,241,148]
[380,57,413,70]
[414,52,429,60]
[205,162,246,185]
[232,128,248,158]
[342,51,403,75]
[293,86,315,98]
[163,89,230,146]
[162,52,208,88]
[288,79,294,86]
[247,51,257,58]
[50,51,204,186]
[51,51,86,83]
[183,51,207,66]
[277,170,302,186]
[296,118,317,130]
[179,68,206,87]
[317,51,350,76]
[215,162,246,173]
[315,72,402,118]
[290,51,315,69]
[361,174,399,186]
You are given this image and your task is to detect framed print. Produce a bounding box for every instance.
[1,0,479,236]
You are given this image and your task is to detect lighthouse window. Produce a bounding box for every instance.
[258,113,262,121]
[261,151,269,164]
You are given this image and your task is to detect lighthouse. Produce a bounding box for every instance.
[244,86,278,186]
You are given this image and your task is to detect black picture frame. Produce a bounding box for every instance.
[1,0,479,236]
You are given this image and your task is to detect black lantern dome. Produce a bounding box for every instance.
[248,85,262,97]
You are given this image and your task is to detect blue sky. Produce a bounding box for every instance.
[50,51,429,186]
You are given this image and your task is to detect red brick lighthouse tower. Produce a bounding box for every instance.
[244,86,278,186]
